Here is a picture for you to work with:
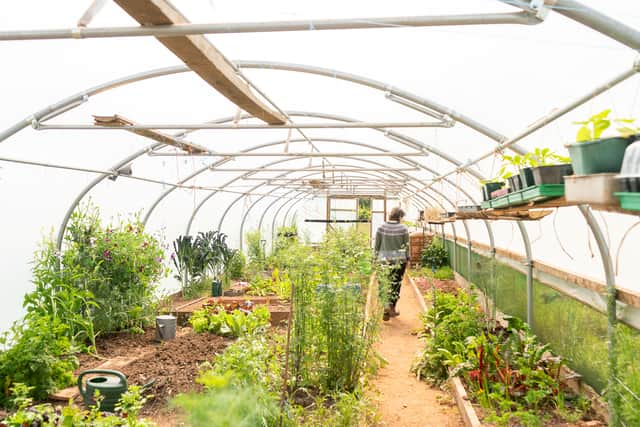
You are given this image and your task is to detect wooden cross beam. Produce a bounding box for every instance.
[113,0,286,125]
[93,114,209,154]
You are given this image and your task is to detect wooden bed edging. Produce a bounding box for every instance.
[407,275,482,427]
[453,272,610,424]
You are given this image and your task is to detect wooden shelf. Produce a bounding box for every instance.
[456,197,640,221]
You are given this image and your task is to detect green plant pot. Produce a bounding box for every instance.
[566,136,632,175]
[211,280,222,297]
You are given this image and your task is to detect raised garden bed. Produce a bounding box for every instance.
[409,272,607,426]
[173,296,289,326]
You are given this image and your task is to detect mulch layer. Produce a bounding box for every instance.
[75,328,232,417]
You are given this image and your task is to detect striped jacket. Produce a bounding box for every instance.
[374,221,409,262]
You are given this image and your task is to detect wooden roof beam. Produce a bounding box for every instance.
[93,114,209,154]
[113,0,286,125]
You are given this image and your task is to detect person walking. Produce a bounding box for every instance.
[374,207,409,321]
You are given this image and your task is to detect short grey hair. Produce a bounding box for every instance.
[389,207,405,221]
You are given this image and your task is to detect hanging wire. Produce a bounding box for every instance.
[531,220,543,245]
[615,220,640,275]
[553,208,574,260]
[597,211,612,251]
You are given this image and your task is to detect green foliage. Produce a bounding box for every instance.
[289,228,377,393]
[63,204,166,333]
[433,266,454,280]
[172,231,234,295]
[357,198,372,221]
[172,374,279,427]
[244,230,265,266]
[412,289,484,383]
[574,109,611,142]
[27,237,98,351]
[0,316,78,404]
[199,334,283,392]
[246,269,291,298]
[412,288,590,424]
[497,154,526,180]
[226,250,246,280]
[523,147,571,167]
[1,383,154,426]
[615,117,640,137]
[189,305,270,337]
[420,237,449,269]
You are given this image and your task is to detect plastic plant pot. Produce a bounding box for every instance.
[566,136,632,175]
[508,175,522,192]
[482,182,504,201]
[211,280,223,297]
[616,176,640,192]
[531,164,574,185]
[519,167,535,189]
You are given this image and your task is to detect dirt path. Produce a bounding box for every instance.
[369,278,464,427]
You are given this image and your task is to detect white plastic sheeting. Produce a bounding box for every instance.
[1,0,639,332]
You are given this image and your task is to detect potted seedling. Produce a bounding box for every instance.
[497,154,526,192]
[566,109,634,175]
[480,178,505,201]
[525,148,573,185]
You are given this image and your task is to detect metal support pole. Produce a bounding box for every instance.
[37,120,451,131]
[55,142,162,250]
[450,223,457,272]
[516,221,534,328]
[0,12,540,41]
[483,220,497,318]
[462,221,473,282]
[239,188,300,251]
[419,61,640,194]
[271,197,304,250]
[578,205,618,426]
[550,0,640,51]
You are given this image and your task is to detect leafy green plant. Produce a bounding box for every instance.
[615,117,640,138]
[574,109,611,142]
[497,154,526,180]
[412,288,591,425]
[245,229,265,272]
[172,235,200,292]
[226,250,246,280]
[523,148,571,167]
[172,374,279,427]
[420,237,449,269]
[1,382,155,426]
[433,266,454,280]
[172,231,234,296]
[62,204,166,333]
[0,316,78,404]
[189,305,271,337]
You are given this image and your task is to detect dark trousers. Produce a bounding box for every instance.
[388,261,407,308]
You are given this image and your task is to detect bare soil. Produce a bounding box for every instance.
[412,276,459,295]
[75,328,231,423]
[368,278,464,427]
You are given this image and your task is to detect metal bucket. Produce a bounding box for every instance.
[155,314,177,341]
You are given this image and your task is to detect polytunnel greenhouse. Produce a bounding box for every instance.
[1,0,640,426]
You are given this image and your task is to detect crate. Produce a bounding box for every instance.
[565,173,620,205]
[410,231,433,265]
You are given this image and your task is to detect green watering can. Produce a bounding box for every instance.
[78,369,128,412]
